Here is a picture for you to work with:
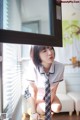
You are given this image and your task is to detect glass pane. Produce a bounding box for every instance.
[3,0,50,35]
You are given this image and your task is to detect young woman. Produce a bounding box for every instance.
[22,45,64,120]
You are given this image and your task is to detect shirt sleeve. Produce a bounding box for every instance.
[52,63,64,85]
[22,61,37,95]
[56,63,64,83]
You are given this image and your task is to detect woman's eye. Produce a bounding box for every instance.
[42,49,46,52]
[41,48,47,52]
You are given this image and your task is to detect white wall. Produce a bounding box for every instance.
[8,0,21,31]
[21,0,50,35]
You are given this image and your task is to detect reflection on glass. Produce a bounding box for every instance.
[3,0,50,35]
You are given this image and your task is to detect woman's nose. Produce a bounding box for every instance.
[47,49,52,55]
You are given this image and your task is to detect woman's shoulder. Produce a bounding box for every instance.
[54,60,64,65]
[54,61,64,69]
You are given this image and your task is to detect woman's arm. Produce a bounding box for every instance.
[27,81,38,113]
[29,81,38,98]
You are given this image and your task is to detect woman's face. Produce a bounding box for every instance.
[39,46,55,65]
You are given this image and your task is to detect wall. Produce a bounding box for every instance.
[21,0,50,35]
[8,0,21,31]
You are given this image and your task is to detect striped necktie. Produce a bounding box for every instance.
[45,73,51,120]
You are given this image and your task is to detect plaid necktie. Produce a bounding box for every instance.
[45,73,51,120]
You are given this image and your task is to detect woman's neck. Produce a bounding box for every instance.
[42,63,51,73]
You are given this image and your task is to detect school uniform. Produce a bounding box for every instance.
[22,60,64,114]
[23,60,64,98]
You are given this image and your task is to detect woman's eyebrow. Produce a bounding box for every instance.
[41,47,46,50]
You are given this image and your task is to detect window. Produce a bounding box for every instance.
[21,21,40,59]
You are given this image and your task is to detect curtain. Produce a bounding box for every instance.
[3,43,22,119]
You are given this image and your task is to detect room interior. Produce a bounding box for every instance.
[0,0,80,120]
